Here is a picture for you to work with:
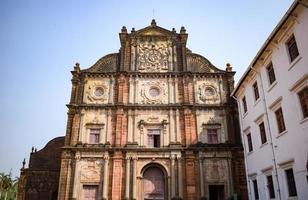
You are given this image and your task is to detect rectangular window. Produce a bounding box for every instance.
[147,129,161,148]
[253,179,259,200]
[83,185,99,200]
[89,129,100,144]
[253,82,260,101]
[298,86,308,118]
[207,129,218,144]
[247,133,253,152]
[266,63,276,85]
[285,168,297,197]
[259,122,267,144]
[267,175,275,199]
[287,35,299,62]
[275,107,286,133]
[242,96,248,113]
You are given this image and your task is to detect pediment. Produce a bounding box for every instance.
[133,20,175,37]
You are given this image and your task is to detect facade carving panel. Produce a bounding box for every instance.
[137,38,171,72]
[83,78,111,104]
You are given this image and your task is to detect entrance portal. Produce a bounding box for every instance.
[209,185,224,200]
[143,166,165,200]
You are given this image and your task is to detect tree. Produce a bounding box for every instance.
[0,172,18,200]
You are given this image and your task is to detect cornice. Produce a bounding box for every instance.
[66,103,236,110]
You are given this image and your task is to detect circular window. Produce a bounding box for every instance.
[149,87,160,97]
[94,87,104,97]
[204,87,215,96]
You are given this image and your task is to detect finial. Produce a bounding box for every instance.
[74,62,80,72]
[226,63,232,72]
[31,146,34,153]
[131,27,135,33]
[180,26,186,34]
[151,19,157,26]
[121,26,127,33]
[172,28,176,33]
[22,158,26,169]
[34,148,37,152]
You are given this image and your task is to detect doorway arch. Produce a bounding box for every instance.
[142,164,167,200]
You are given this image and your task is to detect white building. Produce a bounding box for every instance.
[232,0,308,200]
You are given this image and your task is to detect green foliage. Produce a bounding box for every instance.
[0,172,18,200]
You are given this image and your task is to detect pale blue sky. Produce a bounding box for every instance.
[0,0,294,177]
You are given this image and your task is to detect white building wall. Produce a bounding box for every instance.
[234,2,308,200]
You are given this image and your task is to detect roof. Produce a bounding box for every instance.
[231,0,302,97]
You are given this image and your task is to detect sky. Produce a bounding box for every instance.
[0,0,294,177]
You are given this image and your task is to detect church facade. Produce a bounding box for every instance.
[19,20,247,200]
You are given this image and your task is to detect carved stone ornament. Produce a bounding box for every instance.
[206,160,226,181]
[140,81,167,104]
[198,84,219,103]
[137,39,169,72]
[80,160,103,182]
[86,81,109,103]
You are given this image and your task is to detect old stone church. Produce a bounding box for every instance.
[18,20,247,200]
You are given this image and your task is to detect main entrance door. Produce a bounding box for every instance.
[143,166,165,200]
[83,185,98,200]
[209,185,224,200]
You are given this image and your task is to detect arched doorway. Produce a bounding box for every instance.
[143,166,166,200]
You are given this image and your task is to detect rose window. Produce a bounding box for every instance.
[149,87,160,97]
[94,87,104,97]
[204,87,215,96]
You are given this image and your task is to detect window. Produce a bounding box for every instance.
[286,35,299,62]
[266,63,276,85]
[207,129,218,144]
[267,175,275,199]
[89,129,100,144]
[147,129,161,148]
[285,168,297,197]
[275,107,286,133]
[247,133,253,152]
[253,82,260,101]
[253,179,259,200]
[259,122,267,144]
[298,86,308,118]
[242,96,248,113]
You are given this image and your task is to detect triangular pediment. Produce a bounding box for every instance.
[133,20,175,37]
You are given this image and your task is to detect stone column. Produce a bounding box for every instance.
[134,79,139,103]
[129,77,134,104]
[175,109,181,143]
[132,156,138,199]
[127,110,133,143]
[171,155,176,198]
[72,154,80,199]
[174,79,178,103]
[173,45,177,71]
[169,110,175,143]
[196,110,202,143]
[125,156,131,199]
[131,42,136,71]
[168,77,172,103]
[199,157,205,197]
[102,154,109,199]
[177,157,183,199]
[78,113,84,143]
[108,78,114,104]
[106,109,112,144]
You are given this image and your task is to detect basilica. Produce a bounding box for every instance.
[18,20,247,200]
